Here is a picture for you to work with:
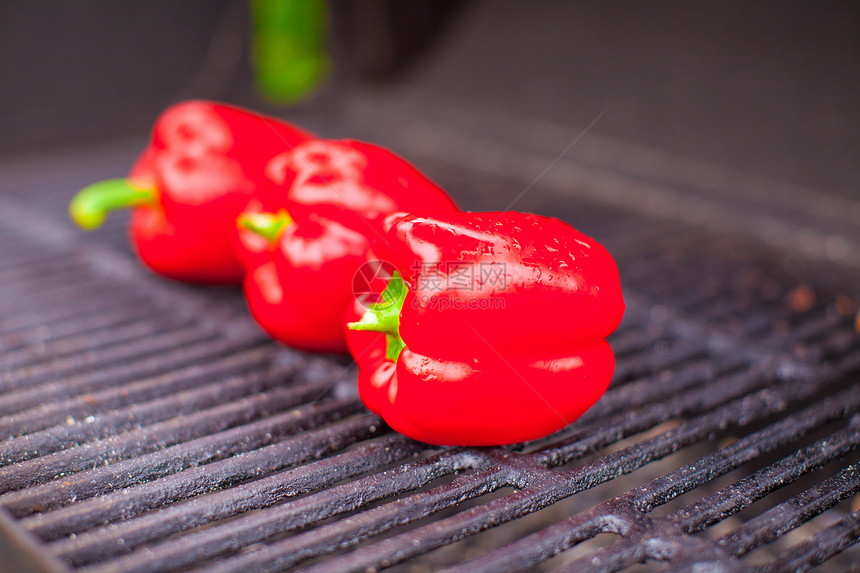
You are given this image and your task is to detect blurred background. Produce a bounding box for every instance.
[1,0,857,199]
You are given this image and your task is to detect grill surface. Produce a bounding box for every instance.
[1,90,859,572]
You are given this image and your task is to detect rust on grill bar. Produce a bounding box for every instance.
[2,101,860,572]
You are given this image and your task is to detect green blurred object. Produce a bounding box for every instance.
[250,0,330,105]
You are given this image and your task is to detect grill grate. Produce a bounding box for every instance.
[1,125,860,572]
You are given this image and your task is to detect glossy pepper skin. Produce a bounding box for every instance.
[237,209,369,353]
[346,211,625,446]
[255,138,458,226]
[237,141,459,353]
[69,100,313,284]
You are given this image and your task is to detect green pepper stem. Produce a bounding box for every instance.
[348,272,408,362]
[69,178,156,230]
[237,209,295,245]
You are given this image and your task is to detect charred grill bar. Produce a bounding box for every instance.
[1,97,859,572]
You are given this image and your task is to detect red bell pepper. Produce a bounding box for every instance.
[236,208,369,353]
[69,100,313,284]
[255,138,458,226]
[237,139,459,353]
[346,211,625,445]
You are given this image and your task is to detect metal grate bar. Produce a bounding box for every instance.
[0,365,294,464]
[1,316,194,370]
[0,382,343,493]
[77,451,480,573]
[535,367,773,469]
[0,271,113,306]
[598,318,653,356]
[0,384,348,517]
[758,509,860,573]
[0,240,83,271]
[49,432,420,566]
[0,302,169,354]
[173,356,772,569]
[552,428,860,572]
[198,463,520,573]
[631,392,860,515]
[0,337,270,416]
[819,329,860,363]
[578,356,749,425]
[27,411,382,542]
[230,376,856,573]
[609,342,709,387]
[0,508,70,573]
[718,460,860,559]
[435,386,860,573]
[0,270,87,305]
[0,249,77,279]
[0,290,150,336]
[761,306,853,347]
[523,357,752,462]
[553,433,860,571]
[0,346,278,438]
[680,287,788,329]
[672,425,860,535]
[3,324,208,385]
